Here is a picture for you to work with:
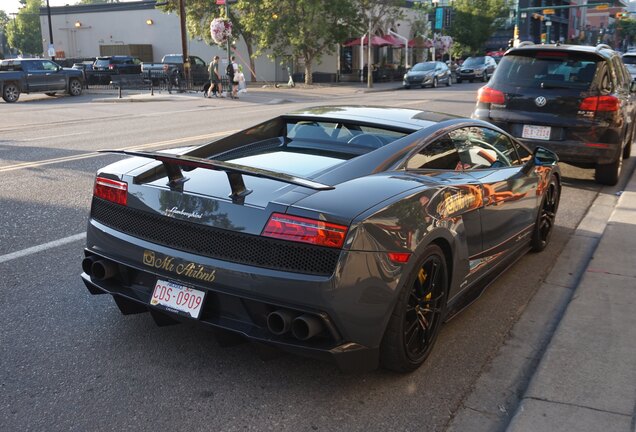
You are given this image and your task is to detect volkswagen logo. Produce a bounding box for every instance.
[535,96,547,107]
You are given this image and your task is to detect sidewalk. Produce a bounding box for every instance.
[87,80,403,103]
[505,168,636,431]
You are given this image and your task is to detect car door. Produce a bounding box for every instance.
[450,126,540,264]
[40,60,66,90]
[23,60,46,91]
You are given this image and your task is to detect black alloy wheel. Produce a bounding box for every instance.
[2,82,20,103]
[482,71,489,82]
[531,175,560,252]
[380,244,448,372]
[69,79,83,96]
[432,77,438,88]
[446,75,452,86]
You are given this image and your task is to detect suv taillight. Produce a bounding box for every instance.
[579,95,620,112]
[262,213,348,248]
[94,177,127,205]
[108,64,115,70]
[477,86,505,104]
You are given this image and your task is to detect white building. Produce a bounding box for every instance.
[38,0,419,82]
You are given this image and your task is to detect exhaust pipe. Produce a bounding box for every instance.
[91,259,118,281]
[291,314,324,341]
[267,309,295,335]
[82,256,99,276]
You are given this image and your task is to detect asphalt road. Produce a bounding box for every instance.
[0,83,625,431]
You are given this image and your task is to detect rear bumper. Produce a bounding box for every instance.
[80,219,404,371]
[475,112,622,166]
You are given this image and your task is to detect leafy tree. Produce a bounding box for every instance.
[159,0,259,82]
[616,18,636,48]
[239,0,362,85]
[0,10,9,30]
[449,0,510,55]
[6,0,42,56]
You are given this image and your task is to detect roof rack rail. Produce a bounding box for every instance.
[595,44,612,51]
[517,41,534,48]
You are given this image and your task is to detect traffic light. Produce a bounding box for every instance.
[615,12,627,19]
[508,39,514,49]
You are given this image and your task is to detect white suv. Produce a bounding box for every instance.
[622,52,636,81]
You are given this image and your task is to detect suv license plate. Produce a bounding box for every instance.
[522,125,551,140]
[150,279,205,319]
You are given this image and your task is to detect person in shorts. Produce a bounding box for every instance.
[206,56,223,98]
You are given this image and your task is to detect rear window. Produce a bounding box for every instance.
[496,51,600,89]
[94,59,111,67]
[622,55,636,65]
[286,121,406,150]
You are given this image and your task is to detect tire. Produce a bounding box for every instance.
[45,92,57,97]
[457,78,462,83]
[482,72,489,82]
[431,77,438,88]
[595,150,622,186]
[380,244,448,372]
[2,82,20,103]
[403,85,410,89]
[68,78,83,96]
[446,76,452,86]
[469,79,474,83]
[531,175,560,252]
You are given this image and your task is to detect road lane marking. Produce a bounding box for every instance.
[0,233,86,264]
[0,130,237,173]
[18,131,91,142]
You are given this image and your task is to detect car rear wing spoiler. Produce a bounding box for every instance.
[100,149,334,202]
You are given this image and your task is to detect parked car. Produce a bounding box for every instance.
[403,61,452,89]
[457,56,497,83]
[474,43,636,185]
[92,55,142,84]
[72,61,95,85]
[82,106,561,372]
[142,54,208,85]
[0,58,84,102]
[622,51,636,81]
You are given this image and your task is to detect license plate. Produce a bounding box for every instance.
[150,279,205,319]
[522,125,551,140]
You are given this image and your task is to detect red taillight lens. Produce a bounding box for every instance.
[109,64,115,70]
[579,96,620,112]
[262,213,348,248]
[387,252,411,264]
[477,86,505,104]
[94,177,127,205]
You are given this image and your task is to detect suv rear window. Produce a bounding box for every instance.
[496,51,600,90]
[94,59,111,68]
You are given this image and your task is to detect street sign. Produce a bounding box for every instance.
[543,9,555,15]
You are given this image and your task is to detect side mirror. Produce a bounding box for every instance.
[533,146,558,166]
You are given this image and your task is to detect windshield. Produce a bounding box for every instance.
[622,55,636,65]
[412,63,435,72]
[495,52,599,89]
[463,57,485,67]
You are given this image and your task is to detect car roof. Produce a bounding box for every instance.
[284,106,459,131]
[506,43,617,60]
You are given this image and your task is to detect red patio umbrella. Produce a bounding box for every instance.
[343,36,393,47]
[382,34,407,47]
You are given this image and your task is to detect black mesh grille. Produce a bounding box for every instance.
[90,198,340,276]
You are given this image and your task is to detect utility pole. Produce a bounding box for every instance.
[46,0,55,62]
[178,0,189,83]
[367,19,372,88]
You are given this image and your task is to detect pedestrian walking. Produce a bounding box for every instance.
[206,55,223,98]
[227,56,240,99]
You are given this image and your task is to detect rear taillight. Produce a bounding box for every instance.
[94,177,127,205]
[579,95,620,112]
[109,64,115,70]
[262,213,348,249]
[477,86,505,104]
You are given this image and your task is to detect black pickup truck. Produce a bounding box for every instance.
[0,58,84,103]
